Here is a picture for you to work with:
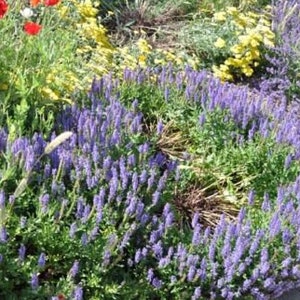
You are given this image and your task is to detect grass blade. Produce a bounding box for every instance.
[44,131,73,155]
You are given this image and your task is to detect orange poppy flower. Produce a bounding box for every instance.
[30,0,41,7]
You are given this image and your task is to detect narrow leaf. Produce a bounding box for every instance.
[14,177,29,198]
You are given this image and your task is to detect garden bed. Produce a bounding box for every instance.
[1,0,300,299]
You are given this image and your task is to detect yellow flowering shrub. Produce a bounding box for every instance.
[212,5,275,82]
[109,33,200,78]
[39,0,201,97]
[38,0,117,101]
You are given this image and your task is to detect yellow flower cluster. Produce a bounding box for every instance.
[212,6,275,82]
[44,0,116,101]
[111,34,200,77]
[75,0,99,18]
[37,1,201,102]
[74,0,115,77]
[137,38,152,67]
[42,66,82,104]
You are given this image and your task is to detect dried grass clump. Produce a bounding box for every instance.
[155,121,242,229]
[174,184,240,229]
[156,121,190,159]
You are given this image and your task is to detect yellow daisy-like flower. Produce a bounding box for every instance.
[219,64,230,72]
[136,39,152,54]
[242,66,254,77]
[213,11,226,22]
[212,65,233,82]
[226,6,239,15]
[230,44,245,55]
[57,5,69,18]
[41,87,60,101]
[214,37,226,48]
[138,54,147,67]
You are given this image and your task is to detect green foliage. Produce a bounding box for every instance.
[118,80,188,125]
[187,108,300,200]
[117,80,300,211]
[0,2,81,135]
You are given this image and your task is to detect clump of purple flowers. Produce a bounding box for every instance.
[2,24,300,298]
[258,0,300,103]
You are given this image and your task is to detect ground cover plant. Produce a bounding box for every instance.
[2,0,300,299]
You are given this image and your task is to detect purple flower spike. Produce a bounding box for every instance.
[187,265,196,282]
[135,249,142,264]
[261,192,271,212]
[0,190,5,208]
[192,212,199,228]
[269,212,281,238]
[69,260,80,278]
[192,224,201,246]
[18,244,26,262]
[38,252,46,268]
[69,222,77,239]
[30,273,39,290]
[81,204,91,223]
[192,287,201,300]
[152,191,160,206]
[73,285,83,300]
[248,189,255,205]
[39,194,50,214]
[199,113,206,126]
[157,120,164,135]
[147,268,154,283]
[81,233,88,246]
[284,154,293,169]
[0,227,7,243]
[152,277,162,289]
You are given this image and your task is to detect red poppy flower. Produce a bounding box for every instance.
[0,0,8,18]
[24,22,42,35]
[44,0,60,6]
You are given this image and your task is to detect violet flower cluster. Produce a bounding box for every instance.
[258,0,300,103]
[1,61,300,299]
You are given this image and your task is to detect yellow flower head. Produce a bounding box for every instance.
[226,6,239,15]
[76,0,98,19]
[41,87,60,101]
[214,37,226,48]
[230,44,245,55]
[242,66,254,77]
[136,39,152,54]
[213,11,226,22]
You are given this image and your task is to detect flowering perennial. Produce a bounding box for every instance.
[0,64,300,298]
[212,6,275,81]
